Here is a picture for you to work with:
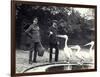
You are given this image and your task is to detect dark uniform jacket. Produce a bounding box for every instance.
[49,26,58,44]
[25,24,40,42]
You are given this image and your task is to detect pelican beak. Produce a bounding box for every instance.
[84,42,91,46]
[84,41,94,46]
[56,35,68,39]
[56,35,64,38]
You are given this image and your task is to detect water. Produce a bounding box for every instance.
[24,63,94,73]
[46,64,94,72]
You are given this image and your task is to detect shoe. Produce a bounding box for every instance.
[29,61,32,64]
[33,60,37,63]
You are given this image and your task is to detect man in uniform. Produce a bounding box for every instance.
[49,20,59,62]
[25,17,40,64]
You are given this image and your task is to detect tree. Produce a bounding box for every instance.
[16,4,95,49]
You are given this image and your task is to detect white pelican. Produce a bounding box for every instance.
[70,45,84,64]
[71,41,95,64]
[57,35,72,62]
[84,41,94,56]
[84,41,94,63]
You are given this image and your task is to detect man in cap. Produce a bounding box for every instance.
[49,20,59,62]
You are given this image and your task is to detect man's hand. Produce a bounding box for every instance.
[57,41,60,45]
[50,31,53,35]
[49,31,53,37]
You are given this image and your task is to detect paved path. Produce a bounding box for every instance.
[16,49,94,73]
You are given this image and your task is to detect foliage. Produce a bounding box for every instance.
[16,4,95,50]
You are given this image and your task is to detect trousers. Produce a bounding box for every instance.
[49,43,59,62]
[29,42,39,64]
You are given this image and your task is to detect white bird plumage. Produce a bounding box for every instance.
[84,41,94,57]
[72,41,94,64]
[70,45,85,64]
[57,35,72,62]
[57,34,94,64]
[83,41,94,63]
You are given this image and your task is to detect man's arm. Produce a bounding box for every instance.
[25,25,32,38]
[25,24,32,33]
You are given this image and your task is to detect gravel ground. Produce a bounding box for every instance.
[16,48,94,73]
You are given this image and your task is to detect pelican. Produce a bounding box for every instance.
[57,35,83,63]
[84,41,94,63]
[71,41,94,64]
[84,41,94,55]
[57,35,72,62]
[70,45,84,64]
